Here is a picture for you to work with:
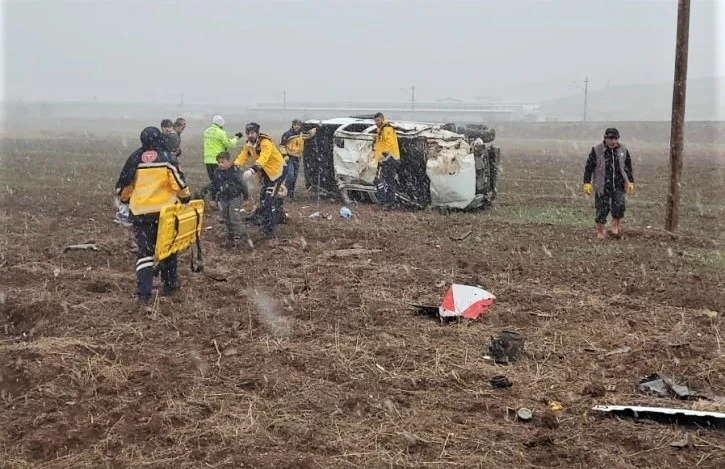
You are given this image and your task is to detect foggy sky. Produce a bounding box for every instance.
[2,0,724,106]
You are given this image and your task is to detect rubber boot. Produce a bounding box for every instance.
[610,218,621,237]
[596,224,606,240]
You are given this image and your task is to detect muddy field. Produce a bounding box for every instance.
[1,122,724,468]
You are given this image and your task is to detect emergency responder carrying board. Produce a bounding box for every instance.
[203,115,242,205]
[372,112,400,209]
[235,122,288,239]
[279,119,316,201]
[115,126,191,311]
[583,127,635,239]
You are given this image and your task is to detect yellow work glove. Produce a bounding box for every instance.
[626,183,634,195]
[583,183,593,196]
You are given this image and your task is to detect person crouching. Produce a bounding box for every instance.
[115,126,191,311]
[235,122,288,239]
[212,151,249,246]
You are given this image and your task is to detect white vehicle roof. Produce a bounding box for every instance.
[306,117,463,138]
[304,117,367,126]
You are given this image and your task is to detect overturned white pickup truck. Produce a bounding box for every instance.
[300,117,500,210]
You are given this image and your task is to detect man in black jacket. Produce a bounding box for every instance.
[583,128,635,239]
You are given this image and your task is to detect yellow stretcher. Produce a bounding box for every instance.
[154,200,205,270]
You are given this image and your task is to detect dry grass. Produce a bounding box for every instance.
[1,122,724,468]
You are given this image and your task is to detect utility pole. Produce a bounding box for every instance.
[571,78,589,121]
[665,0,691,232]
[411,86,415,114]
[583,77,589,122]
[283,91,287,110]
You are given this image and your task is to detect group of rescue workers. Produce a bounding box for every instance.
[114,112,401,309]
[114,112,633,310]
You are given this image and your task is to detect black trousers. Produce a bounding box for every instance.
[259,167,288,236]
[595,190,626,224]
[375,158,399,207]
[133,216,178,299]
[206,164,218,200]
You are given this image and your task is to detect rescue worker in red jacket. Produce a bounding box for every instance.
[115,126,191,309]
[373,112,400,209]
[235,122,288,239]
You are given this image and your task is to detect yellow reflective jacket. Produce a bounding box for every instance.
[115,148,191,216]
[373,121,400,163]
[203,124,239,164]
[234,134,286,181]
[280,127,315,158]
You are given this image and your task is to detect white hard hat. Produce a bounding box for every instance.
[212,115,225,127]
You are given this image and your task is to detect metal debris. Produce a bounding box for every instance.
[603,346,632,357]
[517,408,533,422]
[322,248,382,258]
[62,243,102,252]
[449,231,472,241]
[592,405,725,429]
[638,373,698,400]
[488,331,525,364]
[490,375,512,389]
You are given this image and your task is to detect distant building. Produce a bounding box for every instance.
[247,101,544,123]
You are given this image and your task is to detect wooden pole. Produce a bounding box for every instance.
[665,0,691,232]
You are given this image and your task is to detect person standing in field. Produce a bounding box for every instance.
[236,122,288,239]
[203,115,242,206]
[372,112,400,209]
[279,119,316,201]
[160,119,173,135]
[159,119,173,154]
[173,118,186,147]
[115,126,191,311]
[583,127,635,239]
[162,117,186,173]
[165,117,186,159]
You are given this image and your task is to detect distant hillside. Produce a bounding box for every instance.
[540,77,725,121]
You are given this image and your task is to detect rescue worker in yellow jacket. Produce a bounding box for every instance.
[373,112,400,209]
[235,122,288,238]
[280,119,316,201]
[115,126,191,309]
